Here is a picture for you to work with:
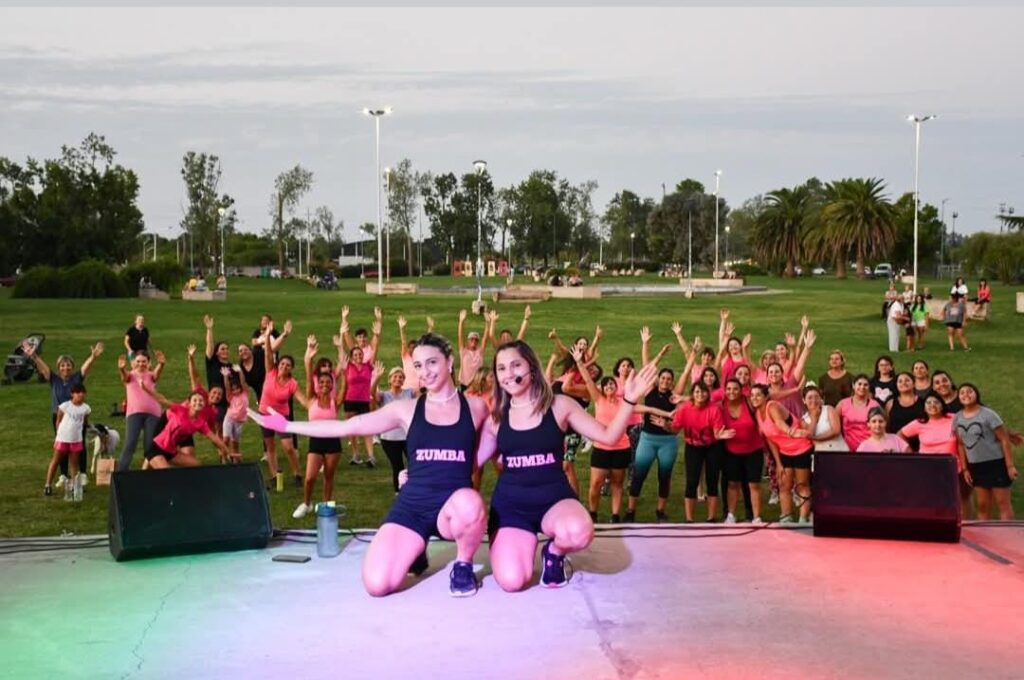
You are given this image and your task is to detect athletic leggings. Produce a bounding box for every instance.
[684,442,724,499]
[380,439,407,492]
[118,413,161,471]
[630,432,679,499]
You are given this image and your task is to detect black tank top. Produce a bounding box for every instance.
[497,402,566,485]
[405,392,476,488]
[887,396,925,434]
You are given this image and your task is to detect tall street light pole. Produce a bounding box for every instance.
[630,232,635,272]
[939,197,950,268]
[506,217,513,278]
[714,170,722,278]
[384,167,392,282]
[725,225,731,269]
[473,160,487,310]
[217,207,226,276]
[363,107,391,295]
[907,114,936,295]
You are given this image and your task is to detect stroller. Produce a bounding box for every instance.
[3,333,45,384]
[316,271,339,290]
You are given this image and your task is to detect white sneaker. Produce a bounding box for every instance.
[55,474,68,489]
[292,502,312,519]
[768,491,780,506]
[724,513,737,524]
[798,516,813,525]
[77,472,88,488]
[752,517,765,525]
[779,515,796,525]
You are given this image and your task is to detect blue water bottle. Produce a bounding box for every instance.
[316,502,341,558]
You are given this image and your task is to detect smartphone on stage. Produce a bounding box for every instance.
[272,554,311,564]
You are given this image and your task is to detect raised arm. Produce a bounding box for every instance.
[340,305,354,351]
[640,326,652,366]
[303,335,318,400]
[545,352,560,385]
[717,308,731,355]
[671,322,692,364]
[116,354,129,384]
[151,350,167,381]
[263,324,275,375]
[483,310,497,350]
[203,314,215,359]
[517,305,531,341]
[139,377,175,410]
[589,325,603,358]
[397,316,410,359]
[370,306,382,356]
[332,331,347,380]
[548,328,569,357]
[457,308,468,354]
[370,360,386,404]
[569,346,601,404]
[185,344,201,391]
[789,329,816,384]
[269,319,292,353]
[80,342,104,377]
[22,341,51,381]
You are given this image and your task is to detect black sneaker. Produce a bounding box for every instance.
[448,560,479,598]
[44,485,53,497]
[365,458,376,469]
[588,510,598,522]
[610,513,621,524]
[349,459,363,466]
[409,550,429,576]
[655,509,668,524]
[623,509,636,523]
[540,541,572,588]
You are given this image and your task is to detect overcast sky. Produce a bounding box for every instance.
[1,6,1022,244]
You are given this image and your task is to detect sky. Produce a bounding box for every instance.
[1,5,1022,244]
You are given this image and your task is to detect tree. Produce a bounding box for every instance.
[817,178,895,279]
[890,193,942,271]
[0,133,144,273]
[179,152,235,275]
[646,181,725,268]
[725,195,766,262]
[752,186,811,277]
[561,179,600,263]
[385,159,430,274]
[602,190,655,263]
[267,165,314,272]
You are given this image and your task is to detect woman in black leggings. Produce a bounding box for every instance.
[375,366,416,493]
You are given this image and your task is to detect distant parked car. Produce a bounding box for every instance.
[873,263,893,278]
[812,266,827,276]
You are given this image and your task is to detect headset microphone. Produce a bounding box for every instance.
[514,375,524,384]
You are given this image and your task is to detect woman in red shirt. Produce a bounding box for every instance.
[671,382,735,522]
[720,378,765,524]
[576,356,632,523]
[140,386,231,468]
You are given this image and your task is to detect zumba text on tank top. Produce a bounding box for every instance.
[404,392,476,489]
[497,404,566,485]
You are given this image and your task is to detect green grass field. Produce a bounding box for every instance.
[1,274,1022,537]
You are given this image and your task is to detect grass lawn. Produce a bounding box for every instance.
[1,274,1022,537]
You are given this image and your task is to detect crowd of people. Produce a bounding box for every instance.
[22,299,1020,597]
[883,277,991,353]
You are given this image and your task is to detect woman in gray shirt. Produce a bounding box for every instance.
[954,383,1016,519]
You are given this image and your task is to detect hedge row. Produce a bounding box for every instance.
[12,259,187,299]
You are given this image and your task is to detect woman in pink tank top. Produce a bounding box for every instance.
[750,384,814,523]
[290,335,347,519]
[258,323,300,489]
[341,346,376,467]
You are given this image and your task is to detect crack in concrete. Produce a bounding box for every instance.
[120,559,194,680]
[578,577,644,680]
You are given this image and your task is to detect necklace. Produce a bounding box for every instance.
[426,390,458,404]
[510,398,535,409]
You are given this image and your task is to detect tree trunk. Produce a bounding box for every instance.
[406,232,414,276]
[855,251,865,280]
[835,256,847,279]
[785,258,795,278]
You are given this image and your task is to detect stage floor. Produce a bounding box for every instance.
[3,523,1024,680]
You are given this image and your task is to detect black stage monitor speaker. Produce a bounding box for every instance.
[813,452,961,543]
[109,464,273,561]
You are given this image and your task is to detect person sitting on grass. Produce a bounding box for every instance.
[44,384,91,500]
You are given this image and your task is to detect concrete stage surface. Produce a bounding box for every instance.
[3,523,1024,680]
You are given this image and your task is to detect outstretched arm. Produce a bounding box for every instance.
[22,341,51,381]
[562,361,659,446]
[139,378,175,410]
[247,400,408,439]
[569,347,601,404]
[589,325,603,358]
[186,344,201,391]
[640,326,652,366]
[457,308,468,354]
[789,329,816,384]
[304,335,318,400]
[397,316,410,359]
[370,307,382,356]
[151,350,167,382]
[270,320,292,353]
[203,314,215,359]
[548,328,569,356]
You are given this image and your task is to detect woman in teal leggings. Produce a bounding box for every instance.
[624,368,679,522]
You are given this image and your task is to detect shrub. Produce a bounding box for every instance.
[338,265,363,279]
[388,259,410,278]
[730,262,766,277]
[122,258,188,293]
[12,266,63,298]
[432,263,452,276]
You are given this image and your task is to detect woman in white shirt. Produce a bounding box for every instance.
[950,277,968,298]
[801,383,847,452]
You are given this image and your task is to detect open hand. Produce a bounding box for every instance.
[623,361,660,404]
[247,407,289,433]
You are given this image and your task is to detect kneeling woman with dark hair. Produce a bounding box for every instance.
[140,384,231,468]
[750,384,815,524]
[251,333,491,598]
[476,340,657,591]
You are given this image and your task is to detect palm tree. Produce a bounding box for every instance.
[820,178,896,279]
[752,186,810,277]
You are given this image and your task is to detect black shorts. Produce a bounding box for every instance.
[488,477,579,538]
[384,482,469,542]
[144,442,176,461]
[723,449,764,482]
[591,447,631,470]
[780,449,813,470]
[945,322,963,330]
[968,459,1013,489]
[343,400,370,415]
[308,436,342,455]
[261,426,295,440]
[179,435,195,448]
